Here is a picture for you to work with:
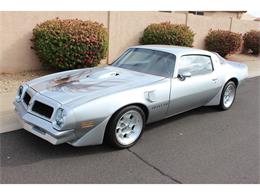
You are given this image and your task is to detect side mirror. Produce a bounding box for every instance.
[178,72,191,81]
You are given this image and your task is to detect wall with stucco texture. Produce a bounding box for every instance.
[0,11,108,73]
[187,14,232,49]
[108,11,186,63]
[0,11,259,73]
[231,18,260,34]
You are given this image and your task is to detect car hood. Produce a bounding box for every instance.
[27,66,164,105]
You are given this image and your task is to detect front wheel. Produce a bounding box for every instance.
[219,81,237,110]
[105,106,145,149]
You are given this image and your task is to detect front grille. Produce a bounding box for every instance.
[23,92,31,105]
[32,101,54,119]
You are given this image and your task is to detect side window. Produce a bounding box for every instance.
[178,55,213,76]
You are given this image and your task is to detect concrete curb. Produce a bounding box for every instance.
[0,92,22,133]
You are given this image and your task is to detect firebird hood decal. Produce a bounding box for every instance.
[27,66,164,105]
[48,69,124,93]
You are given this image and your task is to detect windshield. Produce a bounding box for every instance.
[112,48,176,77]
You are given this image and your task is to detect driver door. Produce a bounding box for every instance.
[167,54,220,116]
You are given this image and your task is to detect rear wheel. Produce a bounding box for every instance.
[105,106,145,149]
[219,81,237,110]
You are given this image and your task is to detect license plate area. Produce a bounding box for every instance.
[32,126,46,135]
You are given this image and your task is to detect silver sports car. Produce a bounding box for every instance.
[14,45,248,148]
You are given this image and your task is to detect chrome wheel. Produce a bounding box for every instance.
[115,110,143,146]
[223,84,235,108]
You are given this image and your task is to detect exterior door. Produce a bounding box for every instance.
[168,54,221,116]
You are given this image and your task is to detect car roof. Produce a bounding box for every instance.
[130,45,213,57]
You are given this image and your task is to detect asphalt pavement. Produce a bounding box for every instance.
[0,77,259,184]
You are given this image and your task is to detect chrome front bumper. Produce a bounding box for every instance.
[14,100,76,145]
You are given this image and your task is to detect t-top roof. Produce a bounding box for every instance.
[130,45,213,56]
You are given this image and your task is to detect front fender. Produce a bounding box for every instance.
[65,79,170,146]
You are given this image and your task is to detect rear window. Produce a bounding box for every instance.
[213,52,226,64]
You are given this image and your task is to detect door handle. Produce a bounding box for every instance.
[212,78,218,81]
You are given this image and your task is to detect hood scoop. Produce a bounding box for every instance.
[89,71,120,79]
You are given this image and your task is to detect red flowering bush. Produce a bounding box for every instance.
[205,30,242,57]
[31,18,108,70]
[140,22,195,47]
[243,30,260,55]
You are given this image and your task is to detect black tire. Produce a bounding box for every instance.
[104,105,146,149]
[219,81,237,110]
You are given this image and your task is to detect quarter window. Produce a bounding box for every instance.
[178,55,213,76]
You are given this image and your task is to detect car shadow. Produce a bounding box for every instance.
[0,130,115,167]
[0,106,218,167]
[145,106,219,131]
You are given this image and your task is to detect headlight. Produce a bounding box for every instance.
[55,108,65,127]
[16,85,23,102]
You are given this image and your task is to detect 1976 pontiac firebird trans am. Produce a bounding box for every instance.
[14,45,248,149]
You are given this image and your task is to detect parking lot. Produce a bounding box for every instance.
[0,77,259,184]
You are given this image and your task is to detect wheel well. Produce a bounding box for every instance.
[103,103,149,143]
[120,103,149,121]
[227,77,239,87]
[133,103,149,121]
[109,103,149,123]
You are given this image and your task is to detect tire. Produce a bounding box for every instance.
[105,106,146,149]
[219,81,237,110]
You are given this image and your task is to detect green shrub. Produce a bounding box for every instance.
[31,18,108,70]
[140,22,195,47]
[243,30,260,55]
[205,30,242,57]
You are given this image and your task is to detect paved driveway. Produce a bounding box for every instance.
[0,77,259,184]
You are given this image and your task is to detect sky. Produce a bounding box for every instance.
[248,10,260,17]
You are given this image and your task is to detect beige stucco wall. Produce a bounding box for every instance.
[231,18,260,34]
[187,14,231,48]
[178,11,242,19]
[0,11,259,73]
[0,11,108,73]
[204,12,240,19]
[108,11,186,63]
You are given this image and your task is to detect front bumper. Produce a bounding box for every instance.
[14,100,76,145]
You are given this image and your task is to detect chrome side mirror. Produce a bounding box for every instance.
[178,72,191,81]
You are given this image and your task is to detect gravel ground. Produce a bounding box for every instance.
[0,70,54,94]
[227,53,260,62]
